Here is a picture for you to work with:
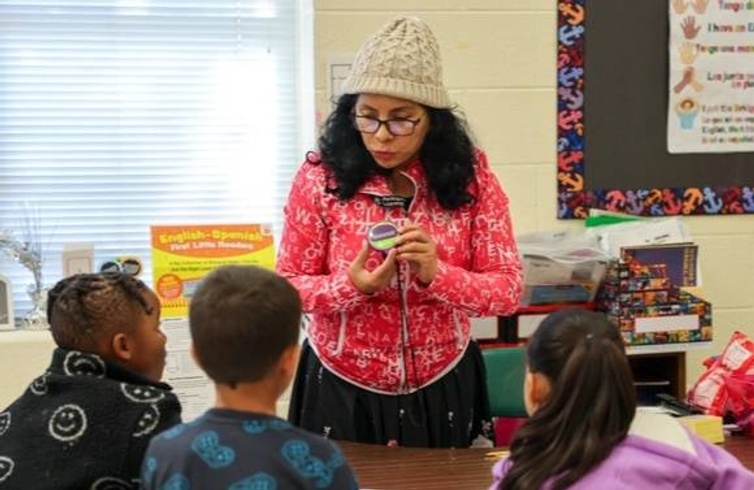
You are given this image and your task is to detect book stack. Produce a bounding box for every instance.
[598,253,712,346]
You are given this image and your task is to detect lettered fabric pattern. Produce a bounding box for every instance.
[142,409,358,490]
[0,348,181,489]
[277,150,523,394]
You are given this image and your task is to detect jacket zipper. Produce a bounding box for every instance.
[397,172,417,394]
[363,171,417,394]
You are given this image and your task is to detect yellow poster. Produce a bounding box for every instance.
[150,224,275,318]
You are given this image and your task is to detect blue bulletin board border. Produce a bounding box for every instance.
[556,0,754,219]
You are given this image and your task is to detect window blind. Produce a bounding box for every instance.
[0,0,309,315]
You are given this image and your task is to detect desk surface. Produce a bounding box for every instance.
[340,437,754,490]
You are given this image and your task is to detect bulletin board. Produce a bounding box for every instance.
[557,0,754,219]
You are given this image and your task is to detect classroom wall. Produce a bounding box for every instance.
[311,0,754,386]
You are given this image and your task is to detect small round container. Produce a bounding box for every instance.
[99,256,143,277]
[119,257,143,277]
[367,221,399,251]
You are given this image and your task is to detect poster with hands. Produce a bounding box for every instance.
[668,0,754,153]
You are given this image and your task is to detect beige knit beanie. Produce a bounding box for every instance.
[341,16,452,109]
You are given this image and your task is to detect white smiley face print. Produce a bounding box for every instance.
[133,404,160,438]
[63,351,106,378]
[29,372,51,396]
[0,456,14,483]
[48,404,88,443]
[0,412,9,436]
[120,383,165,403]
[90,476,135,490]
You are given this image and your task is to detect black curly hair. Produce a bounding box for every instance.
[317,93,477,209]
[47,272,154,352]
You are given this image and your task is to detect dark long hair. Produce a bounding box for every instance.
[499,309,637,490]
[317,93,476,210]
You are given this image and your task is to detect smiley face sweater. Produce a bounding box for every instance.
[0,348,181,490]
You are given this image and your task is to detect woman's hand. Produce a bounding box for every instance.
[348,242,397,294]
[396,224,438,285]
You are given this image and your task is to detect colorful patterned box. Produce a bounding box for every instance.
[598,261,712,346]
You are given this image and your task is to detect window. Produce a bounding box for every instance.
[0,0,312,314]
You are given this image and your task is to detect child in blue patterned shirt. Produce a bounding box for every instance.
[141,265,358,490]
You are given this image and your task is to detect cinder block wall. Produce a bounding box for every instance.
[311,0,754,390]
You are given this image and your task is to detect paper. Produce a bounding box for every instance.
[327,54,353,102]
[470,317,498,340]
[586,218,691,258]
[61,243,94,276]
[0,275,13,330]
[667,0,754,153]
[152,224,277,419]
[585,209,643,228]
[634,314,701,334]
[518,313,548,338]
[150,224,275,318]
[161,318,213,421]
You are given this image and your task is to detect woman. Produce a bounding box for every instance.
[277,16,523,448]
[491,309,754,489]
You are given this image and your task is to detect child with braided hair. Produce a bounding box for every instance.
[0,272,182,490]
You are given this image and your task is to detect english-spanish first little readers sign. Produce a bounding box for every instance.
[150,224,275,318]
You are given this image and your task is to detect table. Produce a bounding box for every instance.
[340,442,497,489]
[726,436,754,473]
[340,436,754,490]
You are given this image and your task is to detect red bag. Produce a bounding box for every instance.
[687,331,754,418]
[725,373,754,436]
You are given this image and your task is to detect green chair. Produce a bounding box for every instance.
[481,346,528,418]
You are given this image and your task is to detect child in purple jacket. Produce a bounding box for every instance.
[490,309,754,490]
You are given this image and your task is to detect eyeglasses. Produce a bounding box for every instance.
[352,115,422,136]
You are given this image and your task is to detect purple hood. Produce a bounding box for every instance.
[490,412,754,489]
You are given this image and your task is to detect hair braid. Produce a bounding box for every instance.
[47,272,153,351]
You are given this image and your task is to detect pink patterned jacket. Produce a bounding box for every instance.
[277,150,523,394]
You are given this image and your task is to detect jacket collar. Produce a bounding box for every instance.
[359,156,424,196]
[48,347,172,390]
